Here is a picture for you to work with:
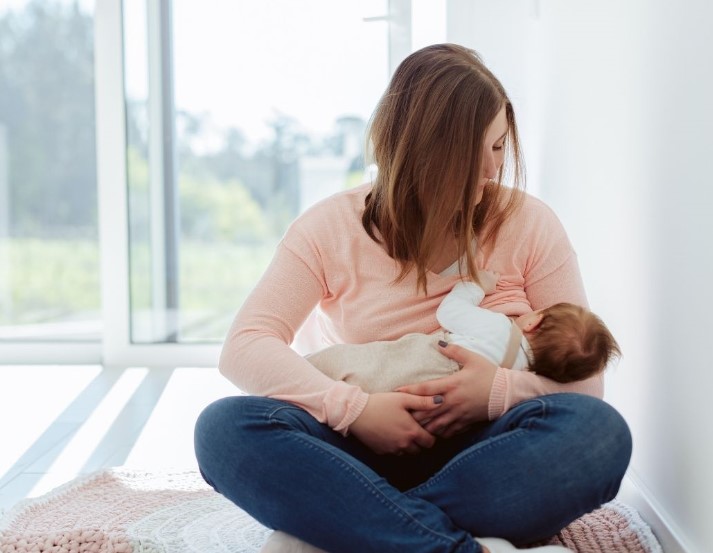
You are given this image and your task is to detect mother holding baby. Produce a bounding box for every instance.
[194,43,631,553]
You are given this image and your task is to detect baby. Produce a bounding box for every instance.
[306,275,620,393]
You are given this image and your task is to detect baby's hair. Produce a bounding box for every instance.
[527,303,620,383]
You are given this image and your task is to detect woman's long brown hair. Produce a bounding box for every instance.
[362,43,525,294]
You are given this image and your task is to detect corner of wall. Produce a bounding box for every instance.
[618,471,697,553]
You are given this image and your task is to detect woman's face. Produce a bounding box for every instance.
[476,106,508,204]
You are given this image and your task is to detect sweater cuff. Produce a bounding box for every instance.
[488,367,509,420]
[333,390,370,437]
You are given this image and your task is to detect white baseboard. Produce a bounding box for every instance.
[617,472,695,553]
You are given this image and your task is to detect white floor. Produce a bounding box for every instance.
[0,365,239,512]
[0,365,682,551]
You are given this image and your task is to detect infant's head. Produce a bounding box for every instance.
[516,303,620,383]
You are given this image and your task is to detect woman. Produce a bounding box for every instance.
[194,43,632,553]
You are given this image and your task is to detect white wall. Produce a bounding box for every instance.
[448,1,713,552]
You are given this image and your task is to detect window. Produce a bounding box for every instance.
[0,0,100,344]
[1,0,445,364]
[123,0,390,344]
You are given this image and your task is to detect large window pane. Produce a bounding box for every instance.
[124,0,389,343]
[0,0,100,342]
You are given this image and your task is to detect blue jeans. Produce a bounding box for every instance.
[194,393,631,553]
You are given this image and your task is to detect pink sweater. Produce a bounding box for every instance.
[218,184,603,434]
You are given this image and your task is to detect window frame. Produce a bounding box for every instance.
[95,0,221,367]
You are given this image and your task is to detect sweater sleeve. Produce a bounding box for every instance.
[487,204,604,419]
[218,241,369,435]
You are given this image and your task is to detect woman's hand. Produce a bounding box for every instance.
[396,343,498,438]
[349,392,442,455]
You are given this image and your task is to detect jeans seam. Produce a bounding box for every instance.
[267,404,308,422]
[523,398,547,430]
[279,422,471,551]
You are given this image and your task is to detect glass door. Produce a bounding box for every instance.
[95,0,444,366]
[122,0,391,346]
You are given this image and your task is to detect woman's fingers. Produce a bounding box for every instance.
[414,363,498,430]
[349,392,441,455]
[437,341,494,368]
[411,409,439,424]
[424,415,458,437]
[395,343,495,398]
[401,392,444,411]
[411,428,437,451]
[395,345,499,437]
[424,413,468,438]
[395,378,446,396]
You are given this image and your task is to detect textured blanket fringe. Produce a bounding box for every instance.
[0,471,104,533]
[610,501,663,553]
[543,499,662,553]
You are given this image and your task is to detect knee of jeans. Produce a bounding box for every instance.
[562,394,632,492]
[196,395,241,432]
[194,397,252,460]
[578,395,631,458]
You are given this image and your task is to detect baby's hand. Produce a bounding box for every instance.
[477,270,500,294]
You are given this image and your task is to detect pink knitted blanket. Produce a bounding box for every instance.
[0,469,662,552]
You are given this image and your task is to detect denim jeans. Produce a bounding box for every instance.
[194,393,631,553]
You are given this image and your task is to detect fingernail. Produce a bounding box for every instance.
[438,340,448,347]
[433,395,444,404]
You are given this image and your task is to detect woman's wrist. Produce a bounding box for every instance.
[340,391,370,436]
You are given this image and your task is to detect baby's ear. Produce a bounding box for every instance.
[523,312,545,332]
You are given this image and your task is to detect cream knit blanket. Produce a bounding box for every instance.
[306,332,459,393]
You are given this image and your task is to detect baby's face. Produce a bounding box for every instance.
[515,309,545,333]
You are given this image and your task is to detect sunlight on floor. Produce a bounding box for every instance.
[0,365,239,510]
[28,368,148,496]
[0,365,103,476]
[124,367,246,468]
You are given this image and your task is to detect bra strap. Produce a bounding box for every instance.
[501,323,523,369]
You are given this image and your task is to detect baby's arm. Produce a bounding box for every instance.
[436,280,500,336]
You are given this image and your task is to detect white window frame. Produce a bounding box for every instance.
[95,0,220,368]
